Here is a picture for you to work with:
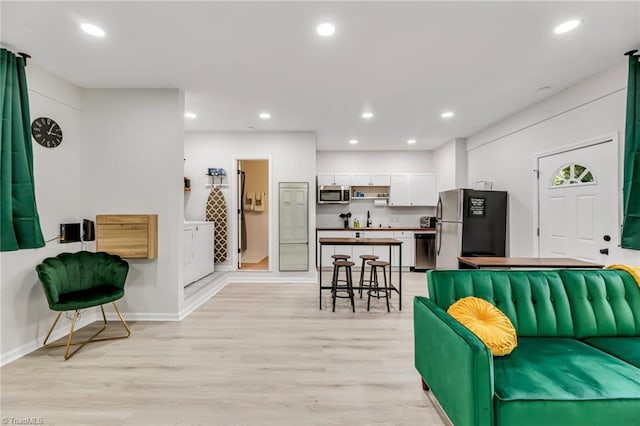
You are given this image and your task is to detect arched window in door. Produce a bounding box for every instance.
[550,163,596,187]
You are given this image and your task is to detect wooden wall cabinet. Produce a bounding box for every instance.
[96,214,158,259]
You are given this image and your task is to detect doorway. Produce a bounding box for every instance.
[237,159,270,270]
[536,136,618,263]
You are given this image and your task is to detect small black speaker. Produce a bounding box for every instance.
[60,223,81,243]
[83,219,95,241]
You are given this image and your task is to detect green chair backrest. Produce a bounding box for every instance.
[36,251,129,309]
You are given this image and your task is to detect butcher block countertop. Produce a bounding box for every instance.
[317,227,435,232]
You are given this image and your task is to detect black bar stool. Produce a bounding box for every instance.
[358,254,379,298]
[367,260,391,312]
[331,254,351,289]
[332,260,356,313]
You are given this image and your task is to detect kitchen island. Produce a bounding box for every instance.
[318,237,404,310]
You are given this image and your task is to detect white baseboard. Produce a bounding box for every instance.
[229,274,317,283]
[178,279,229,320]
[104,312,180,322]
[1,310,99,367]
[215,265,235,272]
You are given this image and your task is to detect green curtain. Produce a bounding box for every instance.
[0,48,45,251]
[622,52,640,249]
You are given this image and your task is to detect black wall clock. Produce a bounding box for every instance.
[31,117,63,148]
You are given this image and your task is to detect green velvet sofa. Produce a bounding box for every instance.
[414,269,640,426]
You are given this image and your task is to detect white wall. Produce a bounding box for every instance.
[82,89,184,318]
[434,139,468,193]
[316,150,436,228]
[317,150,434,173]
[0,65,93,365]
[466,60,636,262]
[184,131,317,278]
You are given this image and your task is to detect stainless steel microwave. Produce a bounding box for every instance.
[317,185,351,204]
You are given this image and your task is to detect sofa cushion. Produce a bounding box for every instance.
[559,270,640,338]
[493,337,640,426]
[447,296,517,356]
[582,337,640,369]
[427,269,640,338]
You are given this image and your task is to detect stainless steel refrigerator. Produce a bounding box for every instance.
[435,189,508,269]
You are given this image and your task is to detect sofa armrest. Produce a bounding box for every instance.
[414,296,494,426]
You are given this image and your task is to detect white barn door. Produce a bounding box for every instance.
[538,138,617,263]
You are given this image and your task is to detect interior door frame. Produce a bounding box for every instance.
[532,132,619,256]
[231,155,273,272]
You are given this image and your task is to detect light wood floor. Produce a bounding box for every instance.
[241,256,269,270]
[1,271,446,425]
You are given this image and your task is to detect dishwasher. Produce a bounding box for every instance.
[414,232,436,271]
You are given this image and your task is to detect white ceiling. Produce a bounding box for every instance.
[2,1,639,151]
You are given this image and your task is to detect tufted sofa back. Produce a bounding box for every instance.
[36,251,129,308]
[427,269,640,338]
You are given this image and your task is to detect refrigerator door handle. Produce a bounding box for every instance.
[436,222,442,255]
[436,198,442,220]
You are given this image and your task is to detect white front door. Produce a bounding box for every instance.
[538,138,617,263]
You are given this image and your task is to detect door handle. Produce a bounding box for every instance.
[436,222,442,255]
[599,248,609,255]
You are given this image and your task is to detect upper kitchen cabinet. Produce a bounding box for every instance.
[409,174,438,206]
[389,174,410,206]
[389,173,438,206]
[351,173,391,187]
[317,173,352,186]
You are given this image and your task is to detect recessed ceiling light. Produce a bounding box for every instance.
[407,139,417,144]
[317,22,336,37]
[349,139,358,145]
[441,111,454,118]
[259,112,271,120]
[554,19,581,34]
[361,112,373,119]
[81,23,105,38]
[184,112,197,119]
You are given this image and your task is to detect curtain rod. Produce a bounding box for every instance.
[17,52,31,66]
[625,49,638,57]
[0,46,31,66]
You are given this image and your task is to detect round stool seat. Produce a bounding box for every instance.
[334,260,355,267]
[359,254,379,260]
[367,260,389,267]
[332,254,351,260]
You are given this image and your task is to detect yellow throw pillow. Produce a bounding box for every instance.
[447,296,517,356]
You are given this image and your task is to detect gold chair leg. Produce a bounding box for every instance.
[43,302,131,360]
[111,301,131,337]
[64,310,80,360]
[43,312,63,346]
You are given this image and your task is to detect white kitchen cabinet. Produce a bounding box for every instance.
[334,173,352,186]
[317,173,352,186]
[370,174,391,186]
[389,173,438,206]
[350,174,371,186]
[350,173,391,187]
[389,174,411,206]
[317,173,334,186]
[184,222,215,287]
[409,174,438,206]
[317,231,349,268]
[393,231,414,268]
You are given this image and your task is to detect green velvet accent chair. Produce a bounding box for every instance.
[415,269,640,426]
[36,251,131,360]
